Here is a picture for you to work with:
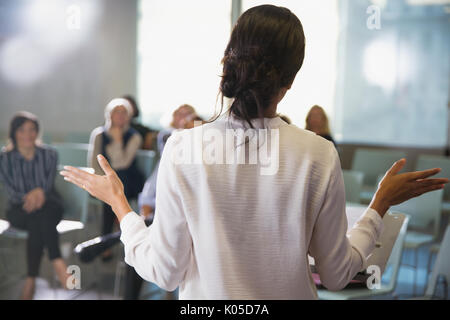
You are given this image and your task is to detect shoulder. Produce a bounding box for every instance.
[280,124,337,168]
[282,123,333,148]
[128,128,143,143]
[0,149,13,163]
[89,127,105,143]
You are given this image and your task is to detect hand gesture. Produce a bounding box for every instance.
[370,158,449,216]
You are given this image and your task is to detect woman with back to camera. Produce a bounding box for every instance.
[122,95,158,150]
[62,5,448,299]
[88,98,144,261]
[0,112,70,299]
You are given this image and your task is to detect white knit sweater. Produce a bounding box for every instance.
[119,114,383,299]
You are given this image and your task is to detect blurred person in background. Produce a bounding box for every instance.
[305,105,336,146]
[122,95,158,150]
[0,111,70,299]
[88,98,144,261]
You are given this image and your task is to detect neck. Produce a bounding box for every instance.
[110,125,126,131]
[17,145,35,160]
[263,101,278,118]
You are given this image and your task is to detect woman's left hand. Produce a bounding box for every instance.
[60,154,132,221]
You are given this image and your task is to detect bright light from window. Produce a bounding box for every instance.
[363,37,397,91]
[241,0,339,132]
[137,0,232,129]
[0,0,99,86]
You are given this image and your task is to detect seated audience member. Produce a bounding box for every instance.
[305,105,336,146]
[88,98,144,261]
[122,95,158,150]
[0,111,70,299]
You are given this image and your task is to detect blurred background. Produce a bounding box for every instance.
[0,0,449,300]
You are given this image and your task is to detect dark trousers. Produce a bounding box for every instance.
[103,203,144,299]
[123,215,155,300]
[6,198,63,277]
[124,265,144,300]
[102,203,116,236]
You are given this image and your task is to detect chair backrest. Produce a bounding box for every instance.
[425,225,450,298]
[342,170,364,203]
[0,182,7,219]
[351,148,406,186]
[380,213,409,290]
[64,132,91,144]
[42,133,52,144]
[136,149,158,180]
[54,166,89,224]
[415,155,450,202]
[54,143,90,167]
[391,189,443,236]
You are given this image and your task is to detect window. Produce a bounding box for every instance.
[335,0,449,147]
[241,0,340,133]
[137,0,232,129]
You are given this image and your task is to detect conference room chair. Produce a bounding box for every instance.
[64,132,92,144]
[53,142,90,168]
[128,149,158,212]
[411,225,450,300]
[317,211,409,300]
[390,189,444,296]
[42,133,53,144]
[342,170,364,204]
[351,148,406,204]
[0,167,89,297]
[415,154,450,218]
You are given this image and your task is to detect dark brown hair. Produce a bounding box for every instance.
[122,95,139,119]
[218,5,305,128]
[8,111,40,150]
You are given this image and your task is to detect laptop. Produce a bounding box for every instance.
[309,204,407,288]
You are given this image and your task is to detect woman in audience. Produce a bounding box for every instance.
[88,98,144,261]
[0,111,70,299]
[122,95,158,150]
[305,105,336,146]
[62,5,448,299]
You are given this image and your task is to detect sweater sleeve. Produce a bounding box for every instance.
[308,145,384,291]
[120,133,192,291]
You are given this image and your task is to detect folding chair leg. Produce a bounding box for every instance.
[413,249,418,297]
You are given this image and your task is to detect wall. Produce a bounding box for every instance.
[0,0,138,142]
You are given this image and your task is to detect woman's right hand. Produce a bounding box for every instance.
[60,155,132,222]
[109,127,123,143]
[369,158,449,217]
